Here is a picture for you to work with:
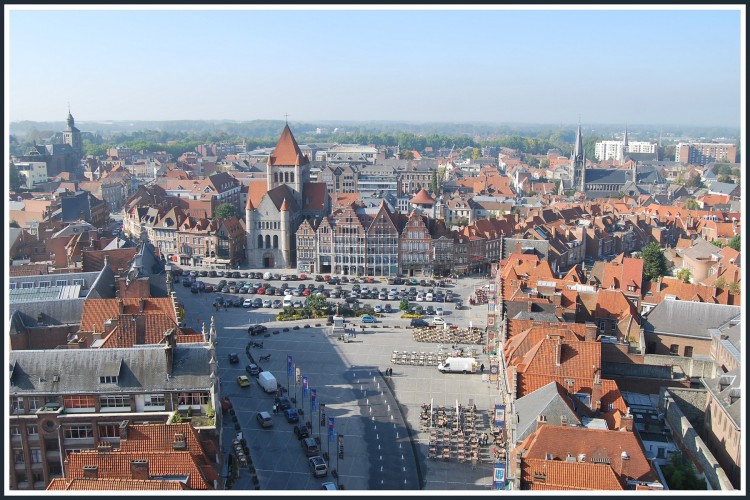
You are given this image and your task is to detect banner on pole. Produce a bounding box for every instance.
[295,367,301,385]
[303,376,308,398]
[337,434,344,459]
[494,404,506,431]
[287,355,293,376]
[493,462,506,490]
[328,417,335,442]
[311,389,317,411]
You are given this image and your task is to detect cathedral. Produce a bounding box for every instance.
[244,124,329,268]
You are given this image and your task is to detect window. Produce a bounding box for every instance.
[56,280,68,287]
[9,283,16,289]
[669,344,679,355]
[11,396,24,414]
[30,449,42,464]
[14,449,25,464]
[27,425,38,436]
[72,279,84,286]
[22,282,34,289]
[99,376,118,384]
[98,423,120,438]
[100,395,130,409]
[63,425,93,439]
[177,392,210,406]
[684,346,693,358]
[144,394,165,408]
[63,395,96,409]
[11,426,21,436]
[32,472,44,484]
[38,281,51,288]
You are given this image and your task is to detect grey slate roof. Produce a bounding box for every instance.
[514,381,582,442]
[708,181,739,195]
[585,169,629,185]
[9,227,22,247]
[510,311,559,323]
[702,367,741,427]
[8,344,213,394]
[9,299,85,327]
[643,301,741,338]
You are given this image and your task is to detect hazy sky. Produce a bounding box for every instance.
[5,5,745,127]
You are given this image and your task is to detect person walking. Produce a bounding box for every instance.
[480,363,485,374]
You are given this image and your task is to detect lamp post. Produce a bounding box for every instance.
[319,404,325,440]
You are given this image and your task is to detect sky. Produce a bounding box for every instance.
[5,5,745,127]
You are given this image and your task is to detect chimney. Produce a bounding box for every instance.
[82,465,99,479]
[118,297,124,314]
[165,344,174,376]
[619,407,634,431]
[139,297,145,313]
[97,441,113,452]
[130,460,150,481]
[584,322,598,342]
[134,316,146,345]
[592,374,602,412]
[555,338,562,367]
[172,433,187,451]
[119,420,130,440]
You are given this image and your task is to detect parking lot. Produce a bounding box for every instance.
[173,268,501,490]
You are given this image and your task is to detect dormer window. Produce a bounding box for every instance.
[100,375,118,384]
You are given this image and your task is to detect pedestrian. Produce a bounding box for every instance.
[272,404,277,414]
[480,363,485,374]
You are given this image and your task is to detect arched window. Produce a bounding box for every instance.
[257,235,263,248]
[274,172,279,183]
[290,172,295,183]
[265,235,271,248]
[273,235,279,248]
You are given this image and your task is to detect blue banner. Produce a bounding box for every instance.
[303,376,308,398]
[328,417,335,442]
[311,389,317,411]
[494,404,506,431]
[287,355,293,376]
[493,462,506,490]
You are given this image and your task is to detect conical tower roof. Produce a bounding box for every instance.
[410,188,435,205]
[268,124,308,167]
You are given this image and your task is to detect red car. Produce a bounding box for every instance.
[302,288,311,296]
[299,273,307,280]
[257,287,265,295]
[323,275,331,282]
[204,284,214,292]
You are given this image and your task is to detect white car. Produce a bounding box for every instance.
[425,292,434,301]
[242,298,253,308]
[436,306,444,316]
[374,304,382,313]
[432,316,445,326]
[416,293,425,302]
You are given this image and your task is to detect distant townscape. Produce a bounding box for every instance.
[7,114,742,493]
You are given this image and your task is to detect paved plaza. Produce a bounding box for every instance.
[174,268,505,491]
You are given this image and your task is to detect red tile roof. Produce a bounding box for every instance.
[522,458,624,490]
[517,425,658,485]
[47,477,187,490]
[268,124,308,167]
[246,180,267,209]
[410,188,435,204]
[80,298,177,333]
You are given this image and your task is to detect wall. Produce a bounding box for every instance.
[645,354,717,379]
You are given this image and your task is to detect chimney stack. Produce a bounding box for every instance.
[165,344,174,376]
[130,460,150,481]
[118,297,124,314]
[584,322,598,342]
[119,420,130,440]
[82,465,99,479]
[591,374,602,412]
[139,297,145,313]
[555,338,562,367]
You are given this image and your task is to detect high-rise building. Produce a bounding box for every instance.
[675,142,737,166]
[595,127,656,161]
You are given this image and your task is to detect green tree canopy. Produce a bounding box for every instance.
[304,293,329,313]
[9,162,23,191]
[662,452,707,490]
[214,203,237,220]
[727,235,740,252]
[641,242,668,281]
[684,199,700,210]
[676,268,691,283]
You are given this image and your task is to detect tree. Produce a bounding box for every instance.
[430,170,438,194]
[727,281,740,294]
[711,240,724,248]
[717,174,734,184]
[662,452,706,490]
[214,203,237,220]
[10,220,20,228]
[305,294,328,314]
[400,150,414,160]
[676,268,691,283]
[399,299,409,312]
[539,158,550,169]
[641,242,668,281]
[714,276,726,289]
[684,199,700,210]
[9,162,22,191]
[727,235,740,252]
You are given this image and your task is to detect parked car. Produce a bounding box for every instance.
[252,298,263,308]
[272,299,283,309]
[302,437,320,457]
[256,411,273,428]
[228,353,239,364]
[242,298,253,308]
[236,375,251,387]
[245,364,260,375]
[374,304,382,313]
[284,408,300,423]
[308,456,328,477]
[294,424,310,440]
[361,315,378,323]
[410,318,429,327]
[320,482,338,490]
[203,284,214,293]
[262,299,272,308]
[432,316,446,326]
[384,303,393,313]
[274,397,292,410]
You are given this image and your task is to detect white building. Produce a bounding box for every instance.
[14,161,48,188]
[595,140,656,161]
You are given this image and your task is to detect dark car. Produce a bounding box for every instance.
[245,363,260,376]
[410,318,429,327]
[203,284,214,293]
[294,424,310,439]
[228,353,239,364]
[251,298,263,308]
[208,270,217,277]
[284,408,299,423]
[274,397,292,410]
[190,284,200,294]
[182,278,192,287]
[248,324,268,335]
[199,270,208,277]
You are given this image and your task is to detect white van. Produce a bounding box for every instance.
[263,271,273,280]
[438,357,478,374]
[258,371,277,393]
[283,296,293,308]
